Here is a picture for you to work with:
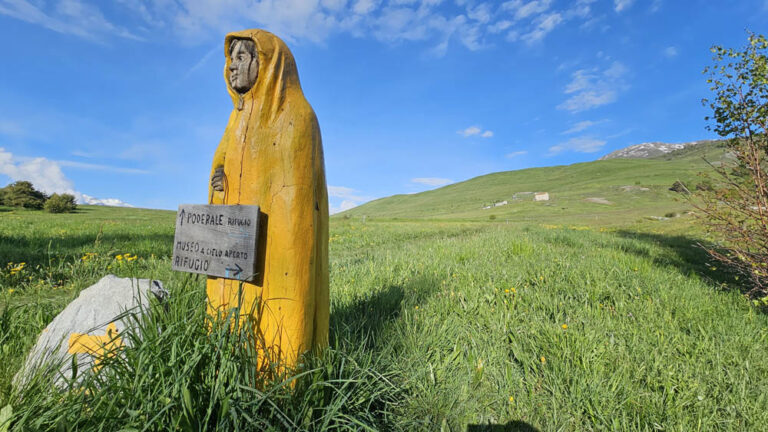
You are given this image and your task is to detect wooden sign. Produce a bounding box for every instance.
[171,204,260,280]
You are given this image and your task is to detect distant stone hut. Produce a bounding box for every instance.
[534,192,550,201]
[482,200,509,210]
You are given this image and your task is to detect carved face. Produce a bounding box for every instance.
[228,39,259,94]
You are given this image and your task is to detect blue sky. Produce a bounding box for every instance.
[0,0,766,211]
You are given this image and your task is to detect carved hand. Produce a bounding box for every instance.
[211,167,226,192]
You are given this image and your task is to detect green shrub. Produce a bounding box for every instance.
[697,32,768,296]
[1,181,47,209]
[44,194,77,213]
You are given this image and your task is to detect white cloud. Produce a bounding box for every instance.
[557,61,628,112]
[614,0,634,12]
[0,0,142,41]
[458,126,494,138]
[663,46,678,58]
[548,137,606,154]
[562,119,605,134]
[328,185,372,214]
[0,148,131,206]
[459,126,481,136]
[567,0,596,19]
[521,12,562,44]
[353,0,379,15]
[488,19,513,33]
[502,0,552,21]
[411,177,453,186]
[79,194,132,207]
[467,2,492,24]
[328,185,367,201]
[505,150,528,158]
[330,199,359,214]
[56,160,150,174]
[1,0,597,53]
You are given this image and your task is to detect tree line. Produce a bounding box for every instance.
[0,181,77,213]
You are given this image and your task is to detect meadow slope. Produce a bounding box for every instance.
[1,205,766,430]
[340,140,729,222]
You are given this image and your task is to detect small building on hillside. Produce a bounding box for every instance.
[534,192,550,201]
[493,200,508,207]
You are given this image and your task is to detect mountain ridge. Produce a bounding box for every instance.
[598,139,717,160]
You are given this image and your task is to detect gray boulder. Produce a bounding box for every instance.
[15,275,167,388]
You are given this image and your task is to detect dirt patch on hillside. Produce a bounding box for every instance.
[584,197,613,205]
[619,185,650,192]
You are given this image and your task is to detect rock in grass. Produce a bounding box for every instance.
[14,275,167,388]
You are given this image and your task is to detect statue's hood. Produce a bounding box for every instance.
[224,29,304,122]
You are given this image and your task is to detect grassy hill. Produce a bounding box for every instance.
[340,140,729,223]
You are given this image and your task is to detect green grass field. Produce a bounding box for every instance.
[1,201,767,430]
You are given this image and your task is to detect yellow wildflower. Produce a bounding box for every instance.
[115,255,123,261]
[540,356,546,364]
[561,324,568,330]
[7,289,15,294]
[508,396,514,404]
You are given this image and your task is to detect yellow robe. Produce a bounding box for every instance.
[207,29,329,369]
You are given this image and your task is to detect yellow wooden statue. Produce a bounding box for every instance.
[207,29,329,370]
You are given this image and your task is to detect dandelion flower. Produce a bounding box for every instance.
[561,324,568,330]
[508,396,514,403]
[540,356,546,364]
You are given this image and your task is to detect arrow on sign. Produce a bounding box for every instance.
[178,209,186,226]
[226,263,243,278]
